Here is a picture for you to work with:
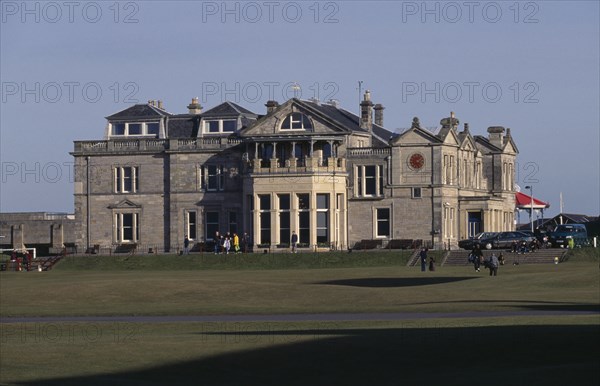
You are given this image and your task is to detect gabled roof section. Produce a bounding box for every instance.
[202,101,257,118]
[459,129,477,151]
[502,129,519,154]
[301,99,396,146]
[240,98,391,139]
[106,104,172,120]
[391,117,442,146]
[438,127,460,146]
[474,135,502,153]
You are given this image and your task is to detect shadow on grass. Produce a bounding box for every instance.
[403,299,600,313]
[315,276,477,288]
[18,324,599,386]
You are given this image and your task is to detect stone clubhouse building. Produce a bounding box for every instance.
[69,91,518,252]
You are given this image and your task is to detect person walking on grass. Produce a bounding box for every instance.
[428,256,435,271]
[183,235,190,255]
[488,253,499,276]
[233,233,240,253]
[471,244,483,272]
[420,248,428,272]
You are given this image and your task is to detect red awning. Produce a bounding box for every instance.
[515,192,550,209]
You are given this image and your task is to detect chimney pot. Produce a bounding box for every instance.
[360,91,374,131]
[187,97,203,115]
[265,100,279,114]
[374,104,385,127]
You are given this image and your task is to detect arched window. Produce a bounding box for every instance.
[280,113,312,130]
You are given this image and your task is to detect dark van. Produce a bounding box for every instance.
[548,224,588,248]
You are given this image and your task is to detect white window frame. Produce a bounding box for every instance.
[316,193,329,244]
[200,165,224,191]
[111,122,160,137]
[412,187,422,199]
[186,210,197,240]
[114,212,139,243]
[203,119,237,134]
[279,113,312,131]
[114,166,138,193]
[375,208,390,238]
[355,165,384,198]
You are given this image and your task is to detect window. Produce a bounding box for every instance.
[278,194,290,244]
[201,165,224,191]
[355,165,384,197]
[111,122,160,137]
[259,194,271,244]
[128,123,142,135]
[280,113,312,130]
[206,212,219,241]
[114,166,138,193]
[376,208,390,237]
[412,187,422,199]
[115,213,139,243]
[113,123,125,135]
[297,194,310,244]
[187,211,197,240]
[203,119,237,134]
[228,212,238,235]
[316,194,329,243]
[147,123,160,136]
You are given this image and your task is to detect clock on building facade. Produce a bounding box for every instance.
[408,153,425,171]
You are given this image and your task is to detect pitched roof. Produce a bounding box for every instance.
[474,135,502,153]
[300,100,396,146]
[106,104,172,120]
[515,192,550,209]
[167,116,200,138]
[201,101,257,117]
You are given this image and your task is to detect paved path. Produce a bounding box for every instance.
[1,310,598,324]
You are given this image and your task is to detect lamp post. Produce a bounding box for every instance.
[525,185,534,232]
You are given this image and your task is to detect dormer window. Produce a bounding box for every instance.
[111,122,160,137]
[280,113,312,131]
[203,119,237,134]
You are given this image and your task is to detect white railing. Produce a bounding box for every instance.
[347,147,390,156]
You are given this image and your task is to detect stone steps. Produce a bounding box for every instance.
[443,249,567,266]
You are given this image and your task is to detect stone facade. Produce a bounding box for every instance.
[70,93,517,252]
[0,212,76,254]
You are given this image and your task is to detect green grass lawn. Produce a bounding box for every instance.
[1,254,598,385]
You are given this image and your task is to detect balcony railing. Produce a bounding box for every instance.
[74,137,243,153]
[347,147,390,157]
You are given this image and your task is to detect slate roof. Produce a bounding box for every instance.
[473,135,502,152]
[300,99,396,146]
[202,101,258,118]
[106,104,171,120]
[167,116,200,138]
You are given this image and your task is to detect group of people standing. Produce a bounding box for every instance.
[469,244,501,276]
[182,231,251,255]
[419,248,436,272]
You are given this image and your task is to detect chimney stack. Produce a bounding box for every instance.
[487,126,505,148]
[187,97,203,114]
[265,100,279,114]
[360,90,373,131]
[374,103,384,126]
[440,111,459,130]
[157,100,164,110]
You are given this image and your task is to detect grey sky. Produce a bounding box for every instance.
[1,1,598,217]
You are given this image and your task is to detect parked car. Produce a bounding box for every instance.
[548,224,589,248]
[459,231,535,250]
[458,232,498,250]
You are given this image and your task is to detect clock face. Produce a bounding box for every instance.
[409,153,425,170]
